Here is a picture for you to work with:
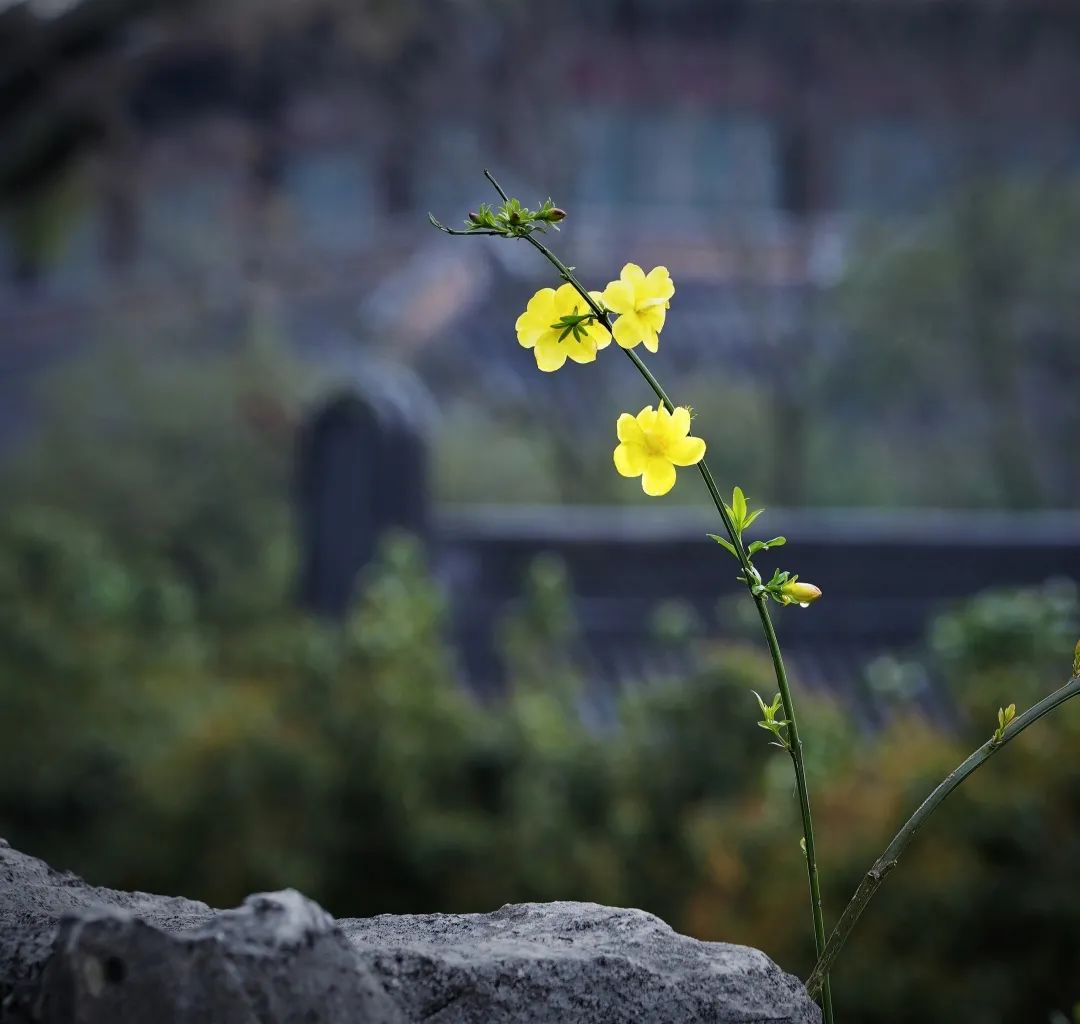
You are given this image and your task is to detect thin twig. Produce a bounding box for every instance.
[427,213,504,237]
[806,671,1080,997]
[483,169,511,201]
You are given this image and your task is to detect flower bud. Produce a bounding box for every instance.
[547,207,567,222]
[778,580,822,606]
[468,211,482,224]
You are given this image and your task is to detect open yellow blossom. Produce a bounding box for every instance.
[515,283,609,372]
[613,404,705,496]
[601,263,675,353]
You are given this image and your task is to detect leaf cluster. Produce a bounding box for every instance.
[462,196,566,237]
[708,487,785,560]
[990,702,1016,745]
[759,568,802,606]
[753,690,791,751]
[549,308,599,344]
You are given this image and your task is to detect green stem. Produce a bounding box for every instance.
[806,671,1080,998]
[754,592,833,1022]
[518,228,835,1023]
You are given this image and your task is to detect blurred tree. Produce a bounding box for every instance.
[0,327,312,618]
[831,179,1080,508]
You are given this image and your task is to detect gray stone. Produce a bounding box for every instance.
[345,902,821,1023]
[0,840,402,1024]
[0,839,821,1023]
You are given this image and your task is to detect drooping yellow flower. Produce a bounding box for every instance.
[601,263,675,353]
[515,283,609,372]
[613,404,705,496]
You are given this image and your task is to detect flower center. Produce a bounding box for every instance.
[642,431,665,456]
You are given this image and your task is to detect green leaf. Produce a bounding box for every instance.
[732,487,747,525]
[749,536,786,555]
[742,508,764,530]
[708,533,738,557]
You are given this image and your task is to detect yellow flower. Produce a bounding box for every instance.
[601,263,675,353]
[515,283,609,372]
[613,404,705,496]
[777,580,823,606]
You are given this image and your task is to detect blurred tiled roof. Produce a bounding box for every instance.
[438,504,1080,726]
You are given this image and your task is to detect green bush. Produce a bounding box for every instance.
[2,352,1079,1021]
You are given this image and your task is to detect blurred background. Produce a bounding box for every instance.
[1,0,1079,1020]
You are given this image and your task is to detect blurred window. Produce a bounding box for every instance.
[574,106,635,207]
[415,124,484,218]
[697,115,778,211]
[839,121,947,212]
[142,172,241,275]
[573,107,778,212]
[284,150,373,250]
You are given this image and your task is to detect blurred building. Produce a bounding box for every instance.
[3,0,1080,477]
[3,0,1079,346]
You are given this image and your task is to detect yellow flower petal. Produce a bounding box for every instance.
[533,339,568,372]
[621,263,647,289]
[642,305,666,333]
[668,435,706,467]
[651,406,680,448]
[602,279,635,315]
[586,321,612,349]
[612,312,644,349]
[645,265,675,301]
[516,316,550,348]
[613,442,646,477]
[669,406,691,437]
[642,456,677,496]
[527,287,556,309]
[566,338,598,364]
[642,328,659,354]
[516,288,559,348]
[554,282,584,310]
[617,413,644,445]
[636,406,658,432]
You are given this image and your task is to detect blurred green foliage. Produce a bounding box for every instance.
[0,333,311,620]
[1,489,1078,1021]
[824,179,1080,510]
